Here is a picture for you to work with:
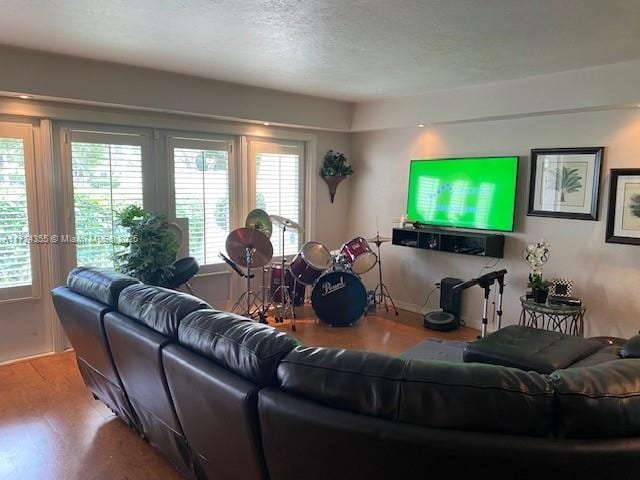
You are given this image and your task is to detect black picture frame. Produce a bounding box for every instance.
[606,168,640,245]
[527,147,604,221]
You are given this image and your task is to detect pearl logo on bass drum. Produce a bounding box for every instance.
[321,276,346,296]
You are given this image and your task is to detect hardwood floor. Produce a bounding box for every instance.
[0,308,477,480]
[272,305,477,354]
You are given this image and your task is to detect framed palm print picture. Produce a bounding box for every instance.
[527,147,604,220]
[606,169,640,245]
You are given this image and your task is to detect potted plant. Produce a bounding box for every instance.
[529,274,552,304]
[116,205,179,287]
[320,150,354,203]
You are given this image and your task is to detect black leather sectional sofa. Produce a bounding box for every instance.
[52,267,640,479]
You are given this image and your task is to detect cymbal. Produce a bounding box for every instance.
[246,208,272,238]
[269,214,304,232]
[367,235,391,245]
[225,227,273,268]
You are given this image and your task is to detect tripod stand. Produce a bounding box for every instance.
[230,247,267,321]
[225,227,273,323]
[370,235,398,316]
[270,221,297,331]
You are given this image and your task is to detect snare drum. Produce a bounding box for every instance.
[340,237,378,274]
[270,264,305,306]
[290,241,332,285]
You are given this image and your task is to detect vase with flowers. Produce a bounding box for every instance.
[524,239,552,303]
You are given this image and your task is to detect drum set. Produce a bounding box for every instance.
[220,209,397,331]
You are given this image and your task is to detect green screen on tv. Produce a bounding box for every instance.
[406,156,519,232]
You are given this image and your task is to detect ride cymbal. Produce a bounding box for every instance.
[269,214,304,232]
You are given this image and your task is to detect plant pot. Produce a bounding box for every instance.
[322,175,346,203]
[533,288,549,304]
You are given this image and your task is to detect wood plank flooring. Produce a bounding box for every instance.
[0,308,477,480]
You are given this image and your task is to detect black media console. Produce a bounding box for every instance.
[392,226,505,258]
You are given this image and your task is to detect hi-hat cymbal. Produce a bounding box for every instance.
[225,227,273,268]
[269,214,304,232]
[367,235,391,245]
[246,209,273,238]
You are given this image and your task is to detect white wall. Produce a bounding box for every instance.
[0,46,353,131]
[349,108,640,338]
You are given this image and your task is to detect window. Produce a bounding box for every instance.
[0,130,33,290]
[249,140,304,257]
[171,138,232,266]
[69,132,144,268]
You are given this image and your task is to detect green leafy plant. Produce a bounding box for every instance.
[320,150,354,177]
[630,194,640,218]
[545,166,582,203]
[528,273,552,291]
[116,205,178,287]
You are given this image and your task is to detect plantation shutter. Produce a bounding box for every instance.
[249,140,304,257]
[69,131,145,269]
[0,133,32,291]
[172,139,231,266]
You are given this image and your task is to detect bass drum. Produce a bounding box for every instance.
[311,271,367,326]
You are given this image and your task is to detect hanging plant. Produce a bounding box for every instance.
[320,150,353,203]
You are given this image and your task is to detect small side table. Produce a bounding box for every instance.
[519,296,586,337]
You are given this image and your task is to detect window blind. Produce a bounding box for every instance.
[0,137,31,288]
[71,140,143,268]
[255,151,301,257]
[174,146,230,265]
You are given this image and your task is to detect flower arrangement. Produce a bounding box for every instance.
[524,238,550,276]
[524,239,552,303]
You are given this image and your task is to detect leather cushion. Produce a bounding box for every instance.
[178,309,300,386]
[463,325,602,373]
[621,335,640,359]
[571,346,622,367]
[400,359,554,436]
[67,266,139,307]
[118,284,209,337]
[550,359,640,438]
[277,346,407,419]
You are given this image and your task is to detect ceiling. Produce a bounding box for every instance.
[2,0,640,102]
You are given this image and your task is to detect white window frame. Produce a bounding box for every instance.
[167,134,237,274]
[246,137,306,259]
[0,122,41,302]
[59,126,153,272]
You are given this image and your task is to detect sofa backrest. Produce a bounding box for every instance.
[104,284,210,476]
[51,267,140,428]
[117,283,209,337]
[551,359,640,438]
[277,345,554,436]
[178,309,300,386]
[66,266,140,308]
[162,309,299,480]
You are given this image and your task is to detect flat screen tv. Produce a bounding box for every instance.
[406,156,519,232]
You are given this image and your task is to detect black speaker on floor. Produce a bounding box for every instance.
[423,277,463,331]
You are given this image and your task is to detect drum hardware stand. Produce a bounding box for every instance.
[228,248,267,322]
[371,236,399,316]
[271,222,297,331]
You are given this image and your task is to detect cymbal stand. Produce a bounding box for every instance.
[372,239,399,316]
[231,247,267,322]
[271,222,296,331]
